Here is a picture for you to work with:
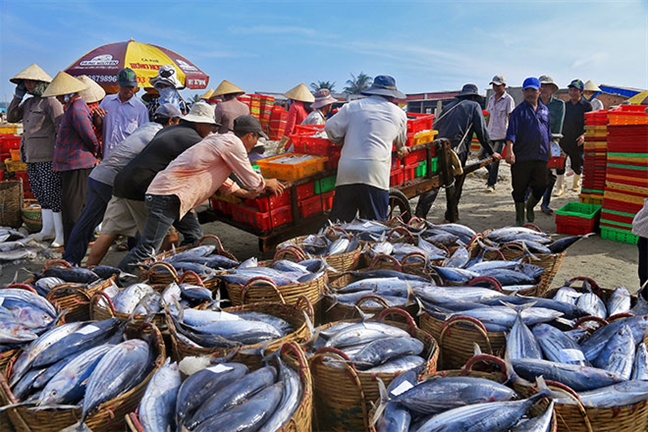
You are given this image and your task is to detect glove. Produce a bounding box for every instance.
[14,82,27,99]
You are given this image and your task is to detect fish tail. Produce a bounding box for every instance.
[372,378,390,426]
[520,241,540,262]
[473,342,483,356]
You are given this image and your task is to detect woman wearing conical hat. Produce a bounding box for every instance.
[7,64,64,246]
[583,80,604,112]
[77,75,106,151]
[283,83,315,137]
[212,80,250,134]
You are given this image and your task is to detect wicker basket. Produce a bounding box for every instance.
[45,274,118,323]
[497,242,566,295]
[21,200,41,232]
[166,298,314,364]
[0,180,23,228]
[309,308,439,432]
[0,323,165,432]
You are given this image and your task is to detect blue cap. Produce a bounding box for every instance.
[523,77,540,90]
[568,79,585,91]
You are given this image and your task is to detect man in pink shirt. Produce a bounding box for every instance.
[117,115,284,271]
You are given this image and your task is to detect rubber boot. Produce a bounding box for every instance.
[515,202,526,226]
[572,174,581,192]
[51,212,64,248]
[28,208,55,241]
[553,175,565,197]
[526,194,541,223]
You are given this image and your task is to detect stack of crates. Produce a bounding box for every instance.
[269,106,288,140]
[581,110,608,203]
[405,113,435,148]
[296,176,336,218]
[0,133,31,199]
[290,125,341,170]
[249,94,261,120]
[238,94,251,107]
[555,202,602,235]
[259,95,275,134]
[599,105,648,245]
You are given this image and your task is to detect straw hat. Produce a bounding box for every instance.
[200,89,214,100]
[539,75,559,92]
[77,75,106,104]
[212,80,245,97]
[584,80,601,92]
[42,71,88,97]
[10,64,53,84]
[181,100,219,125]
[311,89,338,109]
[284,83,315,103]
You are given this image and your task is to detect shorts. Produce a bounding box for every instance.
[101,196,178,237]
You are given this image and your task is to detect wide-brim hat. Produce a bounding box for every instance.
[311,89,338,109]
[10,64,53,84]
[456,83,484,99]
[489,75,506,86]
[77,75,106,104]
[200,89,215,100]
[284,83,315,103]
[212,80,245,97]
[539,75,559,92]
[42,71,88,97]
[149,65,182,89]
[181,100,219,125]
[583,80,602,92]
[361,75,406,99]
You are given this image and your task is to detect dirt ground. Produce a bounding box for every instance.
[0,161,640,293]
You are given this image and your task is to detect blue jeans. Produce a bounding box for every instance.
[117,194,202,271]
[329,184,389,222]
[63,178,113,265]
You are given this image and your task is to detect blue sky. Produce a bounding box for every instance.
[1,0,647,103]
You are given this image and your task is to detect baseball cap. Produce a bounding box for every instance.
[233,115,269,139]
[568,79,585,91]
[489,75,506,86]
[522,77,541,90]
[117,68,138,87]
[153,103,182,120]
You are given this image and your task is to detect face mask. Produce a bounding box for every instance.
[63,93,75,104]
[157,86,180,108]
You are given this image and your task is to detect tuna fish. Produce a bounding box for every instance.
[352,337,424,369]
[532,323,589,366]
[592,324,635,379]
[511,358,625,391]
[138,358,181,432]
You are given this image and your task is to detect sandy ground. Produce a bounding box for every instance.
[0,160,640,293]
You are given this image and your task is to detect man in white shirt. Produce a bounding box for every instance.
[325,75,408,222]
[484,75,515,193]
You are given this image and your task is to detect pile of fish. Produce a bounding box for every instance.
[484,226,590,255]
[6,318,156,429]
[216,257,327,287]
[310,320,427,373]
[282,231,361,257]
[141,356,303,432]
[143,244,240,278]
[373,370,554,432]
[170,306,295,349]
[551,281,636,319]
[0,227,50,264]
[0,288,59,351]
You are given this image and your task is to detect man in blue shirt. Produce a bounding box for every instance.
[505,77,551,226]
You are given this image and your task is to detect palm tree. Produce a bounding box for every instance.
[343,72,372,95]
[310,81,336,93]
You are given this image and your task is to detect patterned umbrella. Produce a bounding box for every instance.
[65,39,209,93]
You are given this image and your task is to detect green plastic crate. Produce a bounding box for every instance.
[429,156,439,173]
[555,202,602,219]
[315,175,336,194]
[415,160,427,178]
[600,226,639,245]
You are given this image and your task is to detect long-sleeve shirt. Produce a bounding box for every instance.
[147,132,266,219]
[561,98,592,151]
[543,95,565,137]
[284,101,308,136]
[52,97,100,172]
[506,99,551,163]
[486,92,516,140]
[325,95,407,190]
[98,93,149,158]
[7,95,63,162]
[214,98,250,134]
[89,122,162,187]
[632,198,648,238]
[435,98,494,155]
[302,109,327,125]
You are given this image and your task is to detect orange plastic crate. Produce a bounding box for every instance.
[257,154,328,181]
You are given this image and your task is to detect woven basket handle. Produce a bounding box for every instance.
[354,294,390,310]
[125,412,144,432]
[294,295,315,324]
[178,270,204,287]
[369,254,402,272]
[281,341,309,371]
[461,354,507,380]
[439,315,493,355]
[545,380,594,432]
[500,242,525,253]
[406,216,426,230]
[573,315,609,332]
[608,312,634,322]
[402,251,428,265]
[46,282,91,301]
[376,308,418,334]
[387,226,415,243]
[198,235,237,260]
[89,290,117,319]
[5,283,38,294]
[523,223,542,232]
[148,262,180,282]
[566,276,602,296]
[43,259,72,270]
[468,276,503,292]
[241,276,286,304]
[273,245,307,262]
[324,225,349,239]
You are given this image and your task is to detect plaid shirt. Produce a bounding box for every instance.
[52,97,99,172]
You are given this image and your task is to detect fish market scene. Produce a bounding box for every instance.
[0,1,647,431]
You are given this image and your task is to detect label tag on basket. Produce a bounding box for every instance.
[76,325,100,335]
[207,364,233,374]
[559,349,585,363]
[390,381,414,396]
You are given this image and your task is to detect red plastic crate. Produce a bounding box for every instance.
[299,194,324,218]
[295,182,315,201]
[209,197,231,215]
[0,135,21,153]
[321,190,335,210]
[231,205,272,231]
[245,190,292,212]
[326,155,340,170]
[291,135,332,156]
[406,113,435,134]
[403,149,427,165]
[547,156,566,169]
[404,163,417,182]
[271,205,293,228]
[390,168,404,187]
[13,171,30,192]
[555,215,598,235]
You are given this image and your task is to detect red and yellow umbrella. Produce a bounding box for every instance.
[65,39,209,94]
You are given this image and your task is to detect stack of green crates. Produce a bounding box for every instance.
[314,175,336,194]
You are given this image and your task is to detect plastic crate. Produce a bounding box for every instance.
[600,226,639,245]
[415,160,428,178]
[321,190,335,210]
[556,202,602,219]
[0,124,22,135]
[579,193,604,205]
[210,197,231,215]
[245,190,291,212]
[0,135,21,153]
[403,149,427,165]
[555,202,601,235]
[403,163,417,182]
[390,167,404,187]
[299,194,324,218]
[547,155,566,170]
[271,205,293,229]
[315,176,336,194]
[429,156,439,173]
[231,205,272,231]
[256,154,327,181]
[4,159,26,172]
[291,135,332,157]
[295,181,315,200]
[406,113,435,134]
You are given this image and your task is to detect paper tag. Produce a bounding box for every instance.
[362,222,374,228]
[0,297,4,307]
[390,381,414,396]
[559,349,585,362]
[207,364,233,374]
[76,325,100,335]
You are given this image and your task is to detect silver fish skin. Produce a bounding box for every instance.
[376,370,417,432]
[372,241,394,256]
[564,328,591,345]
[232,311,292,335]
[181,308,243,326]
[96,281,120,309]
[507,312,542,360]
[12,367,45,401]
[257,357,302,432]
[431,266,479,284]
[512,358,625,391]
[138,358,181,432]
[0,248,37,261]
[325,322,411,349]
[0,288,58,319]
[33,277,65,294]
[607,286,632,317]
[593,324,635,379]
[576,293,607,319]
[9,304,55,330]
[431,222,477,243]
[160,282,182,314]
[352,337,424,369]
[364,355,427,374]
[413,285,504,304]
[332,277,412,295]
[442,245,470,268]
[576,380,648,408]
[192,382,284,432]
[0,322,38,344]
[553,286,581,305]
[165,245,216,262]
[448,306,562,329]
[188,319,282,344]
[581,316,648,363]
[113,283,158,315]
[328,237,350,255]
[532,323,589,366]
[393,376,518,415]
[9,322,84,387]
[632,342,648,380]
[510,400,554,432]
[38,344,113,405]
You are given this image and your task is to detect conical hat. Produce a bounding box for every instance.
[212,80,245,97]
[77,75,106,104]
[42,71,88,97]
[10,64,53,84]
[200,89,214,100]
[583,80,601,92]
[284,83,315,103]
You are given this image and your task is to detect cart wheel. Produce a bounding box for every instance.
[388,188,412,222]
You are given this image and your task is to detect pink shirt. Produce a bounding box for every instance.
[285,101,308,136]
[147,132,266,218]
